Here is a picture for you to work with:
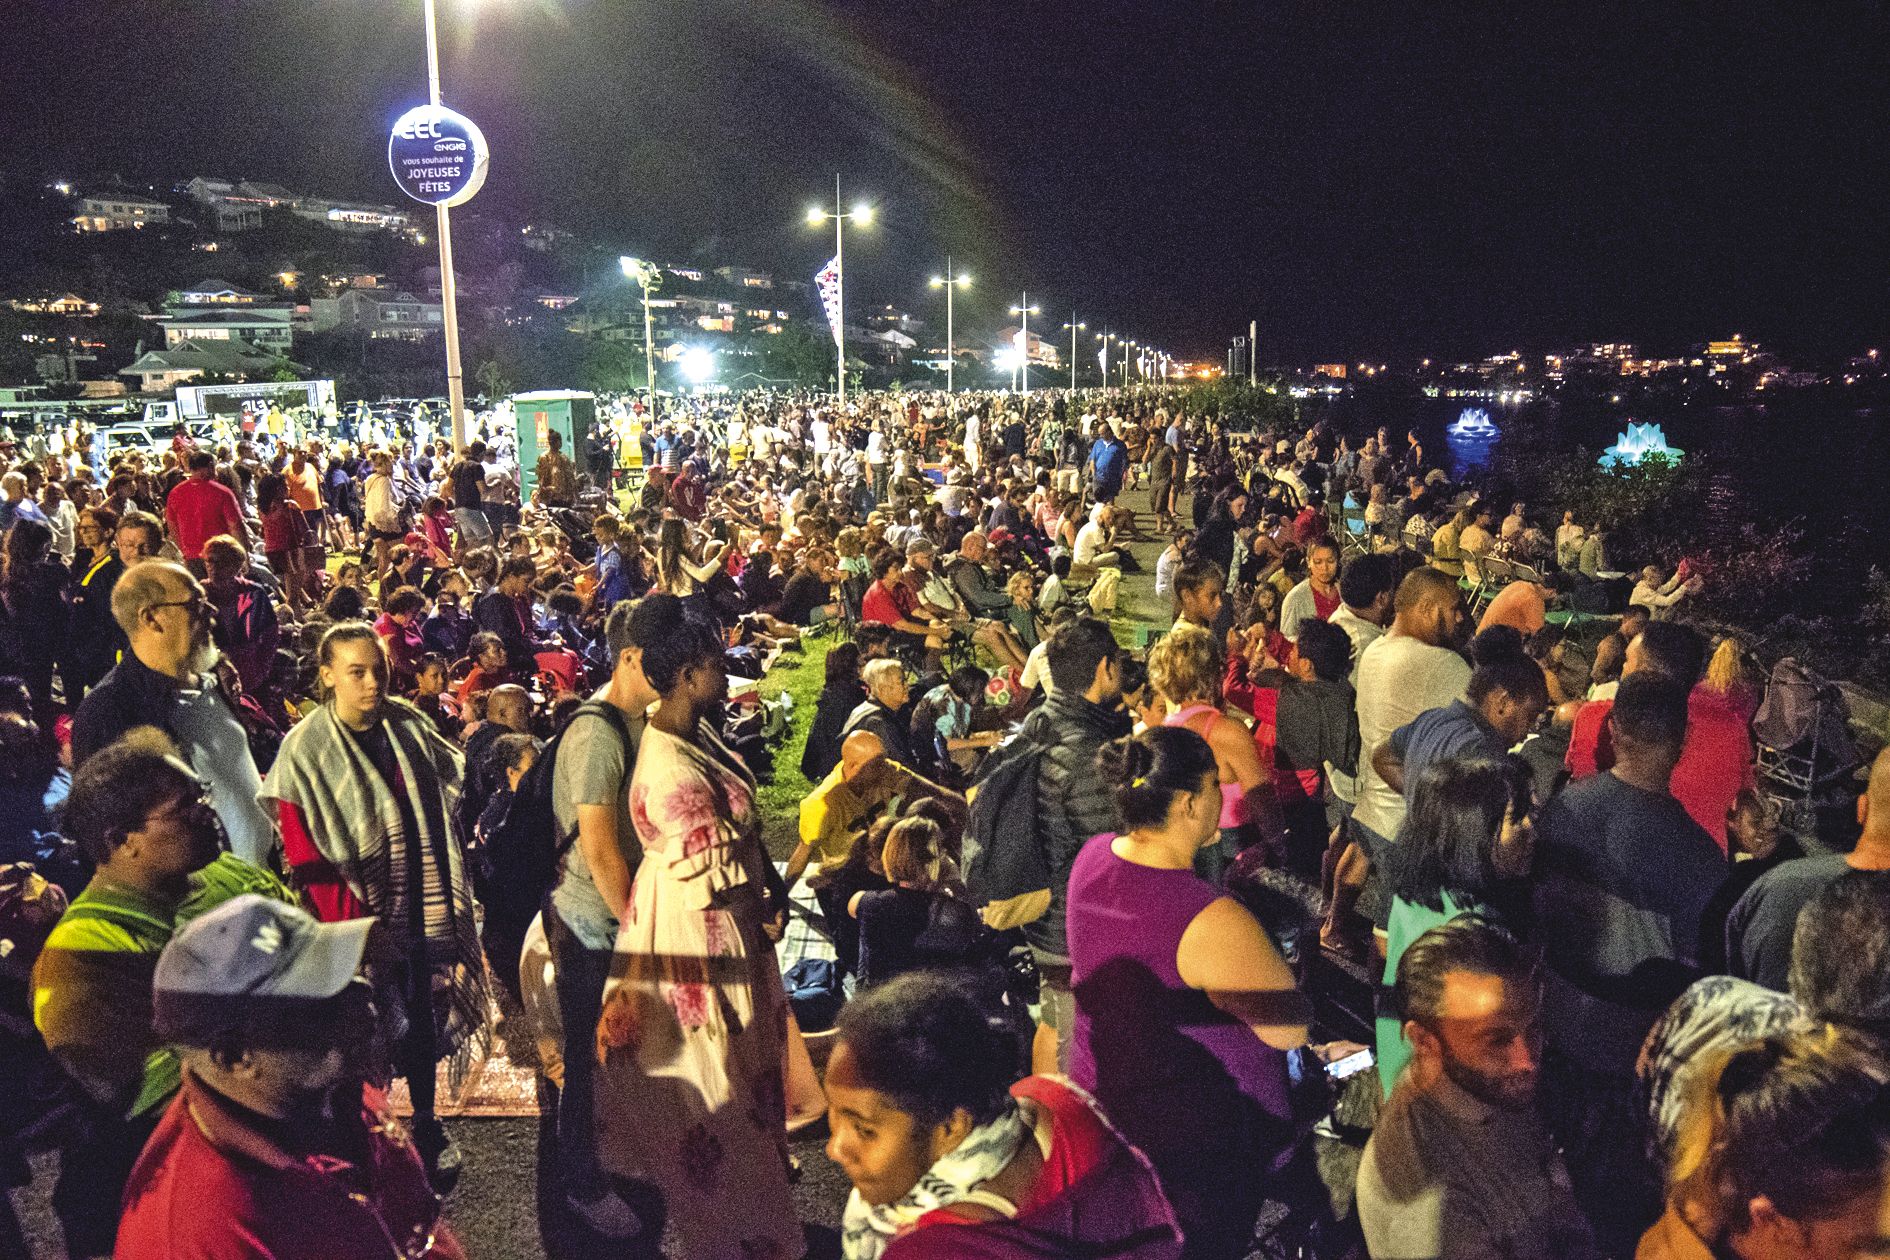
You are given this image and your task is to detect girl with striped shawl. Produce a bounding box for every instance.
[262,621,486,1192]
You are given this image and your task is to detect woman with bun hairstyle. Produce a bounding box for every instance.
[1065,725,1313,1259]
[1641,1025,1890,1260]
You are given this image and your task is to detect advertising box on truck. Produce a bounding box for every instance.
[174,379,337,421]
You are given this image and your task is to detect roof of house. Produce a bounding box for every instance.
[120,339,283,376]
[157,308,292,327]
[236,181,298,201]
[81,194,169,209]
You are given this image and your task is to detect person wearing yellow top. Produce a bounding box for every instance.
[787,729,963,970]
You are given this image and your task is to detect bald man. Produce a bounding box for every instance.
[788,728,963,974]
[1328,568,1472,947]
[460,684,537,839]
[1728,746,1890,989]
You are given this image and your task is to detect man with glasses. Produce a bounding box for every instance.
[33,742,294,1259]
[72,560,275,867]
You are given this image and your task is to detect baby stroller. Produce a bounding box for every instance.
[1752,657,1860,834]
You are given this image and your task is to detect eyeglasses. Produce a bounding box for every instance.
[147,595,214,618]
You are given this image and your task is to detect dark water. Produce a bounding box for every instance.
[1303,392,1890,558]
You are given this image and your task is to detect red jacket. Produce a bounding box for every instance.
[886,1076,1182,1260]
[165,475,245,560]
[1565,684,1756,852]
[116,1071,464,1260]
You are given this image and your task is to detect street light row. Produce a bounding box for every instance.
[624,178,1177,403]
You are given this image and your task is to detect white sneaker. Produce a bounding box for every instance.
[567,1187,642,1240]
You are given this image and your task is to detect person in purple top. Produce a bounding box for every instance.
[1066,725,1315,1259]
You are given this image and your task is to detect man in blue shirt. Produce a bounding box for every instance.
[1371,648,1549,816]
[1086,425,1129,503]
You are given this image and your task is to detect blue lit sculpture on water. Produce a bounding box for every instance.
[1447,407,1500,438]
[1444,406,1501,473]
[1599,421,1684,468]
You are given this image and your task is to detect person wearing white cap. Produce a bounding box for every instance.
[116,894,468,1260]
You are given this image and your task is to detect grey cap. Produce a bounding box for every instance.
[154,895,373,1042]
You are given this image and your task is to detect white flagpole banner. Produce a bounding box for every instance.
[815,256,842,347]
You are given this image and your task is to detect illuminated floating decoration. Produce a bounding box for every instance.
[1599,421,1684,468]
[1447,406,1500,438]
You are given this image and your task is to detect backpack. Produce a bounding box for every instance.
[961,733,1053,931]
[783,957,845,1032]
[477,701,631,996]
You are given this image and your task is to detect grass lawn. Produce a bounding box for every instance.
[752,631,836,862]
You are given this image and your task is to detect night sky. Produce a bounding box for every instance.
[4,0,1886,361]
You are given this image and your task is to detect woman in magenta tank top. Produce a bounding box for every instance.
[1066,725,1313,1259]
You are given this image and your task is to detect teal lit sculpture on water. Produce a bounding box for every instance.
[1599,421,1684,468]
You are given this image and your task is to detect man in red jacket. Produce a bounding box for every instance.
[164,450,246,572]
[117,895,465,1260]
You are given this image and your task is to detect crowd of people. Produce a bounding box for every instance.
[0,385,1884,1260]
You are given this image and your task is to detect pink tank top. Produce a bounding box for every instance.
[1165,703,1247,829]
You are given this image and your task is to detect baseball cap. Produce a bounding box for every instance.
[154,895,374,1046]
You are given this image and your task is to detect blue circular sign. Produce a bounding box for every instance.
[387,105,489,208]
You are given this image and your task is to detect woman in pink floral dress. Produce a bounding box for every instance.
[595,600,802,1260]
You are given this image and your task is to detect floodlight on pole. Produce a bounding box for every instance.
[804,176,875,407]
[927,257,972,396]
[619,255,661,426]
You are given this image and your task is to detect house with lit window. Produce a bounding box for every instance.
[151,307,295,352]
[308,289,444,341]
[73,196,171,232]
[119,339,287,392]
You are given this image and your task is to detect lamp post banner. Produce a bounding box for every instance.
[388,104,490,208]
[815,255,842,347]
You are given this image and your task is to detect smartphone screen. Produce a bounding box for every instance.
[1324,1049,1375,1081]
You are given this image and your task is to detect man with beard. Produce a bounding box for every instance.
[117,895,466,1259]
[72,560,275,867]
[1357,918,1604,1260]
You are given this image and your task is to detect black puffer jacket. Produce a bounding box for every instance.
[1019,692,1132,958]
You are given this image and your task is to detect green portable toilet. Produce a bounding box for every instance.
[511,390,597,500]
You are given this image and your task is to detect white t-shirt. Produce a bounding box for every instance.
[1020,640,1055,695]
[1073,521,1114,568]
[1330,604,1386,686]
[1352,631,1472,841]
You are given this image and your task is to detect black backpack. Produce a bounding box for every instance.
[477,701,630,995]
[961,733,1053,931]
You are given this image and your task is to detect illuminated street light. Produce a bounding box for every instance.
[1095,329,1119,386]
[1008,293,1041,392]
[927,258,972,395]
[619,256,661,424]
[1062,315,1086,393]
[680,345,716,384]
[805,176,876,407]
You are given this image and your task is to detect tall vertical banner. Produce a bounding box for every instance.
[815,256,842,347]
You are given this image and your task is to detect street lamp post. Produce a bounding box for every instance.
[1062,314,1085,393]
[927,258,971,395]
[807,177,873,408]
[420,0,468,453]
[619,256,661,427]
[1009,293,1040,393]
[1122,340,1136,386]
